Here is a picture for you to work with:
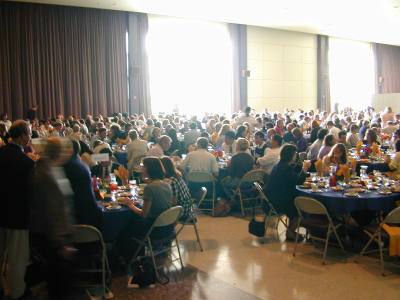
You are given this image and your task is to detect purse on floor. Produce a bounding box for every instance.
[248,200,266,237]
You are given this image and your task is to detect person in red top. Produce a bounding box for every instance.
[274,119,285,136]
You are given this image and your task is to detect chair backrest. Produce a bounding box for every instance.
[198,187,207,203]
[253,182,265,198]
[240,169,265,185]
[152,206,183,228]
[71,225,104,244]
[294,196,328,216]
[384,206,400,224]
[187,171,216,183]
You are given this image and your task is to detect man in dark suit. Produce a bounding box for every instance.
[0,120,35,300]
[63,139,103,230]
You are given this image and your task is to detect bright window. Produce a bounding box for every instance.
[146,15,233,116]
[329,38,376,111]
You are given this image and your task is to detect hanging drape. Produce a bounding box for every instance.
[317,35,331,112]
[127,12,152,116]
[228,23,247,112]
[0,1,128,120]
[374,43,400,94]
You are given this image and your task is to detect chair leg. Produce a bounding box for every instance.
[332,225,345,253]
[377,229,385,276]
[359,230,379,257]
[322,226,332,265]
[193,223,203,252]
[239,192,245,217]
[102,251,106,298]
[175,238,184,270]
[147,238,160,282]
[293,218,302,257]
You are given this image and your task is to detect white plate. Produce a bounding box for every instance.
[106,205,122,210]
[378,191,392,195]
[344,193,359,197]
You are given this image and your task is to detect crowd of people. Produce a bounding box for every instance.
[1,104,400,299]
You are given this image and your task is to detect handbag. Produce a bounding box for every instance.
[127,256,157,288]
[248,199,266,237]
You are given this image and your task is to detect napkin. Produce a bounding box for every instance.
[355,141,363,155]
[115,166,129,185]
[371,142,381,155]
[382,224,400,256]
[315,159,323,176]
[337,164,350,179]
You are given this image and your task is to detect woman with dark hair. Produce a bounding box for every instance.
[321,143,347,174]
[309,120,320,144]
[165,128,181,156]
[117,157,173,261]
[318,134,335,159]
[235,125,247,140]
[265,144,311,239]
[160,156,191,218]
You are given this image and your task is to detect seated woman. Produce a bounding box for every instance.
[363,129,380,156]
[161,156,192,218]
[318,134,335,159]
[264,144,311,238]
[220,138,254,213]
[387,139,400,179]
[321,143,348,175]
[292,127,307,153]
[127,129,148,176]
[116,157,173,262]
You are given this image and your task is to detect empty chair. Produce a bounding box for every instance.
[232,169,265,216]
[176,187,207,251]
[357,206,400,275]
[187,172,217,216]
[128,206,184,282]
[71,225,112,299]
[293,196,345,264]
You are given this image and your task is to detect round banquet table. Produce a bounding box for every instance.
[296,186,399,216]
[98,203,135,242]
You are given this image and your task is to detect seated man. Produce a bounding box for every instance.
[221,130,237,155]
[221,138,254,211]
[258,134,283,174]
[307,128,328,162]
[253,131,267,160]
[183,122,201,149]
[180,137,218,177]
[147,135,171,157]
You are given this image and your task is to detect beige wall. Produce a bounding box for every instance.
[371,93,400,112]
[247,26,317,112]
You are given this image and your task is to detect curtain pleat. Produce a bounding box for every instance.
[317,35,331,112]
[0,1,128,120]
[374,43,400,94]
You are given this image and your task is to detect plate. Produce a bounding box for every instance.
[106,205,122,210]
[350,183,362,188]
[331,186,344,192]
[348,188,365,193]
[344,192,359,197]
[378,191,392,195]
[299,185,311,189]
[310,189,323,193]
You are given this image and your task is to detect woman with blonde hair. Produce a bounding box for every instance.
[216,124,232,148]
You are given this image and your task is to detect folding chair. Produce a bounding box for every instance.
[71,225,112,299]
[232,169,265,216]
[357,206,400,275]
[176,187,206,251]
[128,206,184,282]
[187,172,217,216]
[293,196,345,264]
[254,182,289,236]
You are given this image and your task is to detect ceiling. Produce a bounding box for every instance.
[12,0,400,46]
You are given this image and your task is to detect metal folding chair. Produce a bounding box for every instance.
[176,187,206,251]
[233,169,265,216]
[187,172,217,216]
[293,196,345,264]
[254,182,289,235]
[357,206,400,275]
[128,206,184,282]
[71,225,112,298]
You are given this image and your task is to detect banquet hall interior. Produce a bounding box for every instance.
[2,0,400,299]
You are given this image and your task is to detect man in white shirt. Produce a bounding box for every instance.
[147,135,171,157]
[382,121,398,136]
[235,107,256,130]
[327,121,341,140]
[221,131,237,155]
[0,113,12,130]
[346,124,360,148]
[257,134,282,174]
[180,137,219,176]
[183,122,201,149]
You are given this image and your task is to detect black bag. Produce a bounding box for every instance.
[248,199,266,237]
[128,256,156,288]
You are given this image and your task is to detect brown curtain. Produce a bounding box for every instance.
[317,35,331,112]
[228,24,247,112]
[374,43,400,94]
[127,13,152,116]
[0,1,128,120]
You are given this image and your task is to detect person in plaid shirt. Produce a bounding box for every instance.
[161,156,192,218]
